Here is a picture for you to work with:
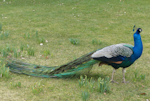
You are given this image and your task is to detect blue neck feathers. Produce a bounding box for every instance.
[133,30,143,60]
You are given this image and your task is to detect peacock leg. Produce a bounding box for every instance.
[122,68,129,83]
[111,69,117,83]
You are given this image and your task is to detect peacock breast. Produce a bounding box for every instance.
[109,57,134,69]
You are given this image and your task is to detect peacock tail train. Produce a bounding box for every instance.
[5,50,99,78]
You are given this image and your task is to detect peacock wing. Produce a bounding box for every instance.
[91,43,133,61]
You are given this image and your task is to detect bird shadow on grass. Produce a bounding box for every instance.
[60,73,109,81]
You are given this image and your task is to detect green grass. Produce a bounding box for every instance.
[0,0,150,100]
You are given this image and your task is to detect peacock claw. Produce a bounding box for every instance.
[111,80,118,84]
[122,81,129,83]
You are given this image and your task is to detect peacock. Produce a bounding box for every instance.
[92,27,143,83]
[5,27,143,83]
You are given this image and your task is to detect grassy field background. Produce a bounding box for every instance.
[0,0,150,101]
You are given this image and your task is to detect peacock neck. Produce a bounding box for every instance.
[133,32,143,60]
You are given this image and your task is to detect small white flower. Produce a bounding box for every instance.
[46,40,48,42]
[3,0,5,2]
[40,43,43,45]
[21,57,25,59]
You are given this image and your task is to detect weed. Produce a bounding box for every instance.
[38,37,45,44]
[3,31,9,38]
[26,44,30,48]
[10,82,21,88]
[78,75,95,92]
[0,23,2,31]
[92,39,102,45]
[134,70,138,79]
[78,75,84,87]
[0,33,4,40]
[81,90,90,101]
[139,74,146,80]
[13,49,20,58]
[23,32,31,39]
[88,77,95,92]
[13,49,18,58]
[0,64,10,78]
[78,75,89,87]
[17,82,21,88]
[43,49,50,56]
[6,44,11,52]
[69,38,79,45]
[0,31,9,40]
[133,70,146,82]
[97,77,110,93]
[20,44,24,51]
[32,81,43,95]
[21,51,27,57]
[36,30,38,37]
[27,47,35,56]
[1,48,8,57]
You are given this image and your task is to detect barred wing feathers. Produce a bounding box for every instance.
[91,43,133,62]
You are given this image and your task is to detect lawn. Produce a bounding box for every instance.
[0,0,150,101]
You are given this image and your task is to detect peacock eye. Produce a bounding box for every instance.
[139,29,142,32]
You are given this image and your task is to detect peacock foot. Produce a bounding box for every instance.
[111,80,118,84]
[122,81,129,83]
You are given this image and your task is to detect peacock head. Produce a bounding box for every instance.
[133,25,142,33]
[137,28,142,33]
